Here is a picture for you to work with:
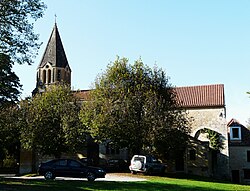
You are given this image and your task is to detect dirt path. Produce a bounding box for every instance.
[4,173,147,182]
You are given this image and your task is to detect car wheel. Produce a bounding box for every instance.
[44,171,55,180]
[87,172,96,181]
[160,167,165,176]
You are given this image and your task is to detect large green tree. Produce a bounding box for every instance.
[0,105,20,167]
[0,0,46,65]
[80,57,190,159]
[0,53,22,107]
[0,53,22,166]
[20,84,86,158]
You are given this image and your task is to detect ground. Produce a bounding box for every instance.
[1,173,147,182]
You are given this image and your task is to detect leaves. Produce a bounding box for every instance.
[0,0,46,65]
[80,57,190,158]
[0,53,22,107]
[203,128,224,151]
[0,105,20,162]
[20,84,86,157]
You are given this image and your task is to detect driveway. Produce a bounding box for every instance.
[4,173,147,182]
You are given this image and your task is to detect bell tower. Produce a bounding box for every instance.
[36,22,71,89]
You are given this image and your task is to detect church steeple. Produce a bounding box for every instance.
[36,23,71,87]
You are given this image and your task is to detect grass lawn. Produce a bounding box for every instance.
[0,173,250,191]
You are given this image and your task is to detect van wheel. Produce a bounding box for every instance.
[131,170,137,174]
[146,168,152,175]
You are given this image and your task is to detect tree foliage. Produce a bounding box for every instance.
[203,129,224,151]
[0,0,46,64]
[0,105,20,165]
[0,53,22,107]
[80,57,190,158]
[20,84,85,158]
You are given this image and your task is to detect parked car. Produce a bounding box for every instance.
[129,155,166,175]
[106,159,129,172]
[38,158,106,181]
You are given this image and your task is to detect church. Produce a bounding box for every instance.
[32,22,71,95]
[20,23,230,180]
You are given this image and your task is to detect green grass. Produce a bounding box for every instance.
[0,174,250,191]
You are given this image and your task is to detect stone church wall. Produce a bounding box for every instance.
[187,107,229,179]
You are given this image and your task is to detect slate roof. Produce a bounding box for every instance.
[174,84,225,108]
[38,23,71,70]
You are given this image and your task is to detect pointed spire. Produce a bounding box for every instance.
[38,23,71,71]
[54,14,57,25]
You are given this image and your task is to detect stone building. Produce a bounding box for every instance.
[228,119,250,184]
[175,84,229,179]
[78,85,230,179]
[20,23,230,180]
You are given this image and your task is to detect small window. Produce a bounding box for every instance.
[42,70,46,83]
[232,128,239,138]
[244,169,250,179]
[106,142,120,155]
[48,69,51,83]
[57,70,61,81]
[189,149,196,160]
[230,126,241,140]
[247,151,250,162]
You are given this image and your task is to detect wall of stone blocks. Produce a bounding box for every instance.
[229,146,250,184]
[187,107,229,179]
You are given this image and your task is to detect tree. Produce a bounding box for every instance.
[20,84,86,158]
[80,57,190,159]
[0,105,20,167]
[0,0,46,65]
[0,53,22,107]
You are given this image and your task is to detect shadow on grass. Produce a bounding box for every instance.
[162,173,231,184]
[0,178,236,191]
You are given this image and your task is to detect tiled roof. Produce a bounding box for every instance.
[74,84,225,108]
[174,84,225,108]
[73,90,91,100]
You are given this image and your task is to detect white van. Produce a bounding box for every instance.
[129,155,166,175]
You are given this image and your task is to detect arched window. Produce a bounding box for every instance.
[57,69,61,81]
[42,70,46,84]
[48,69,51,83]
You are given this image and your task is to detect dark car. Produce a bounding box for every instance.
[106,159,129,172]
[38,159,106,181]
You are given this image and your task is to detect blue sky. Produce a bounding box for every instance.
[14,0,250,125]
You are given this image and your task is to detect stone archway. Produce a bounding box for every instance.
[194,128,224,151]
[191,125,229,179]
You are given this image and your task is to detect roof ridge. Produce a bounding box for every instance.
[174,84,225,108]
[175,84,224,89]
